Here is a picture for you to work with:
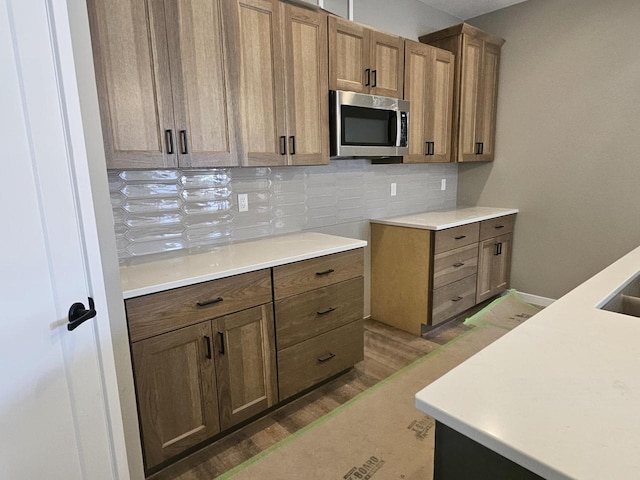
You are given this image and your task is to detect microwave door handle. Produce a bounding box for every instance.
[396,111,402,148]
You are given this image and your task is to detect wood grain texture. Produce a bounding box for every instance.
[418,23,505,48]
[370,30,404,98]
[475,41,501,162]
[87,0,177,168]
[282,4,329,165]
[370,223,431,335]
[273,249,364,300]
[433,243,478,289]
[132,322,220,468]
[126,269,272,342]
[459,34,483,162]
[479,214,516,241]
[476,233,512,303]
[275,276,364,349]
[328,16,370,93]
[277,319,364,400]
[431,274,477,325]
[433,222,480,254]
[403,40,430,162]
[428,47,455,162]
[214,304,277,430]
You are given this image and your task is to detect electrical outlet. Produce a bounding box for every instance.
[238,193,249,212]
[441,179,446,191]
[390,182,397,197]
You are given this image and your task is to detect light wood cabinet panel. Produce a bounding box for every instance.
[282,4,329,165]
[432,274,477,326]
[132,322,220,468]
[434,222,480,254]
[476,42,501,161]
[479,214,515,241]
[433,243,478,289]
[87,0,177,169]
[213,304,277,430]
[404,40,454,163]
[328,16,370,93]
[476,233,513,303]
[458,35,483,162]
[370,31,404,98]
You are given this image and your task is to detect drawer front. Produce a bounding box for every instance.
[273,248,364,300]
[431,274,477,326]
[277,319,364,400]
[433,243,478,289]
[276,277,364,350]
[479,214,516,241]
[434,223,480,254]
[126,269,272,342]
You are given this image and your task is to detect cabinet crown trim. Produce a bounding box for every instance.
[418,23,505,47]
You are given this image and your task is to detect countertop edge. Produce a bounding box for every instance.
[370,208,519,230]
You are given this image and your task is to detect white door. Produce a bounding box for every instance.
[1,1,136,478]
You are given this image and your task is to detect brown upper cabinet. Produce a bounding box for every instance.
[419,24,505,162]
[329,16,404,99]
[87,0,240,169]
[403,40,455,163]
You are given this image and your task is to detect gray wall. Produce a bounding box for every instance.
[458,0,640,299]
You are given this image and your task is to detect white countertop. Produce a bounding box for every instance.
[415,244,640,479]
[370,206,518,230]
[120,232,367,299]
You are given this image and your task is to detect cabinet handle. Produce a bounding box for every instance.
[364,68,370,86]
[218,332,225,355]
[318,352,336,363]
[453,262,465,268]
[279,136,287,155]
[454,235,466,240]
[317,307,336,316]
[429,142,435,155]
[498,242,503,255]
[425,142,430,156]
[451,296,463,302]
[289,136,296,155]
[196,296,223,307]
[315,268,335,276]
[494,243,500,255]
[165,129,174,154]
[495,225,505,229]
[179,130,188,154]
[479,142,484,154]
[204,336,212,359]
[372,69,377,88]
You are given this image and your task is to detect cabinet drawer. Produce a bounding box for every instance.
[277,319,364,400]
[431,274,477,326]
[275,277,364,350]
[479,214,516,241]
[434,223,480,254]
[433,243,478,289]
[273,248,364,300]
[126,269,272,342]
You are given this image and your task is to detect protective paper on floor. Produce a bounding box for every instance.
[221,295,541,480]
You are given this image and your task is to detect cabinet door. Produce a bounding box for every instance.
[328,16,370,93]
[213,304,277,431]
[491,233,512,294]
[403,40,430,162]
[475,42,501,162]
[132,322,220,468]
[370,31,404,98]
[426,48,455,162]
[282,4,329,165]
[87,0,177,169]
[164,0,240,167]
[233,0,287,166]
[458,35,483,162]
[476,233,512,303]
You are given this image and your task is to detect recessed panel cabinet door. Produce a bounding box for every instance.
[329,16,370,93]
[476,233,512,303]
[282,4,329,165]
[234,0,287,166]
[370,31,404,99]
[164,0,240,167]
[214,304,277,430]
[403,41,430,162]
[428,48,455,162]
[458,35,483,162]
[476,42,501,162]
[87,0,177,169]
[132,322,220,469]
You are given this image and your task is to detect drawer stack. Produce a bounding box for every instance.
[273,249,364,400]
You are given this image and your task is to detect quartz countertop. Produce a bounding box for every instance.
[415,244,640,480]
[370,206,518,230]
[120,232,367,299]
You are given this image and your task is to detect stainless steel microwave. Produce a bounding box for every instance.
[330,90,409,157]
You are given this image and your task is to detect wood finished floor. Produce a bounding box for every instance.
[149,316,474,480]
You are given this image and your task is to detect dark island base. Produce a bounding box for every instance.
[434,421,545,480]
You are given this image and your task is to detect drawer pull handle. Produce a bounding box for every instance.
[451,296,463,302]
[453,262,465,268]
[318,353,336,363]
[317,307,336,316]
[495,225,505,229]
[196,297,223,307]
[315,268,335,276]
[204,336,212,359]
[454,235,466,240]
[218,332,225,355]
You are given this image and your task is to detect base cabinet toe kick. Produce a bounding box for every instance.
[124,248,365,472]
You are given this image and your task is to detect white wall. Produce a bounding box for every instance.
[458,0,640,299]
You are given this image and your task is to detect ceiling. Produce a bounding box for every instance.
[417,0,528,20]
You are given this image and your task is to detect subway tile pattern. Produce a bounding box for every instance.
[109,160,457,259]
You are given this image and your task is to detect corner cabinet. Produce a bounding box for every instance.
[403,40,455,163]
[419,24,505,162]
[328,16,404,99]
[87,0,240,169]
